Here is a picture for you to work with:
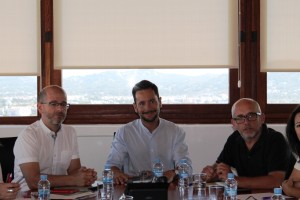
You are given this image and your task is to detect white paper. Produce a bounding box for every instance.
[237,192,293,200]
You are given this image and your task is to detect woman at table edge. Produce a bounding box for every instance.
[282,105,300,197]
[0,165,20,199]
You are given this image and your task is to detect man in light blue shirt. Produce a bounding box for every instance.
[106,80,192,184]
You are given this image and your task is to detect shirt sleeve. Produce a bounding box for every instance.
[105,127,128,170]
[173,126,192,171]
[14,128,40,165]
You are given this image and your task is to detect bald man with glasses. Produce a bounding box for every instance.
[202,98,291,189]
[13,85,97,192]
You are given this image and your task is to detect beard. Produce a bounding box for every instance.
[240,130,259,141]
[138,109,160,123]
[47,112,66,125]
[141,113,158,123]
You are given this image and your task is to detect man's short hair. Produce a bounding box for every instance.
[132,80,159,103]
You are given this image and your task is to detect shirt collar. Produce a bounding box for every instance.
[139,118,161,134]
[38,119,59,138]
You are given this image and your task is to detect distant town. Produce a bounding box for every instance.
[0,70,299,116]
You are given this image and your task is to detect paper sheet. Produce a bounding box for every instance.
[237,192,293,200]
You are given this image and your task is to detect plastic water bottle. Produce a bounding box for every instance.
[177,159,191,190]
[272,188,285,200]
[38,174,50,200]
[152,158,164,183]
[102,164,114,200]
[224,173,237,200]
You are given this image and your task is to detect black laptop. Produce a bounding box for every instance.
[124,182,169,200]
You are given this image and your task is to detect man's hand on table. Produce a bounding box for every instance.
[215,162,231,181]
[111,168,131,185]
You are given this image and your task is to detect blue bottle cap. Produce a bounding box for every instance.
[274,188,282,195]
[40,174,47,180]
[227,173,234,178]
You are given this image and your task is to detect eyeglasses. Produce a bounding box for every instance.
[233,112,261,124]
[41,101,70,109]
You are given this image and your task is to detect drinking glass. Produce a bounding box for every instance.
[193,173,207,189]
[209,185,224,200]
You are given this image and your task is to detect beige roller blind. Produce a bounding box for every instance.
[261,0,300,72]
[54,0,238,69]
[0,0,41,75]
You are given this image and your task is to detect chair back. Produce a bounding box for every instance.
[0,137,17,182]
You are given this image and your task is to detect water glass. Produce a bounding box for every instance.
[193,189,207,198]
[209,185,224,200]
[193,173,207,190]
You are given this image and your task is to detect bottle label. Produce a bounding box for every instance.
[103,177,113,184]
[103,171,113,184]
[226,188,237,196]
[38,189,50,198]
[179,172,189,179]
[154,171,163,177]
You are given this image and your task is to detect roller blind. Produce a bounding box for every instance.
[261,0,300,72]
[0,0,40,75]
[54,0,238,69]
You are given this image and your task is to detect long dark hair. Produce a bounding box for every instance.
[286,105,300,156]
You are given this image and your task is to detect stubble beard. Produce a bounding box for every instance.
[241,130,258,142]
[139,109,160,123]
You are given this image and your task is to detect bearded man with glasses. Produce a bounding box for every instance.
[13,85,97,192]
[202,98,292,189]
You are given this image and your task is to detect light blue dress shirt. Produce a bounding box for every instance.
[106,118,192,175]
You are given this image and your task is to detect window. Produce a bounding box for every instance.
[54,0,238,124]
[0,0,40,120]
[0,0,237,125]
[260,1,300,122]
[267,72,300,104]
[0,76,37,117]
[4,0,298,125]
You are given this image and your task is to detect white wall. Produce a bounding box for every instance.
[0,124,286,175]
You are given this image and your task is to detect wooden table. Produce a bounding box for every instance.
[25,183,284,200]
[111,183,276,200]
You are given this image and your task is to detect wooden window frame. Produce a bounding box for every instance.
[1,0,295,125]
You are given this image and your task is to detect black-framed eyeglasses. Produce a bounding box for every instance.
[233,112,261,124]
[41,101,70,109]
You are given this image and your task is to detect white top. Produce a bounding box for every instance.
[294,158,300,171]
[106,118,192,176]
[14,120,80,191]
